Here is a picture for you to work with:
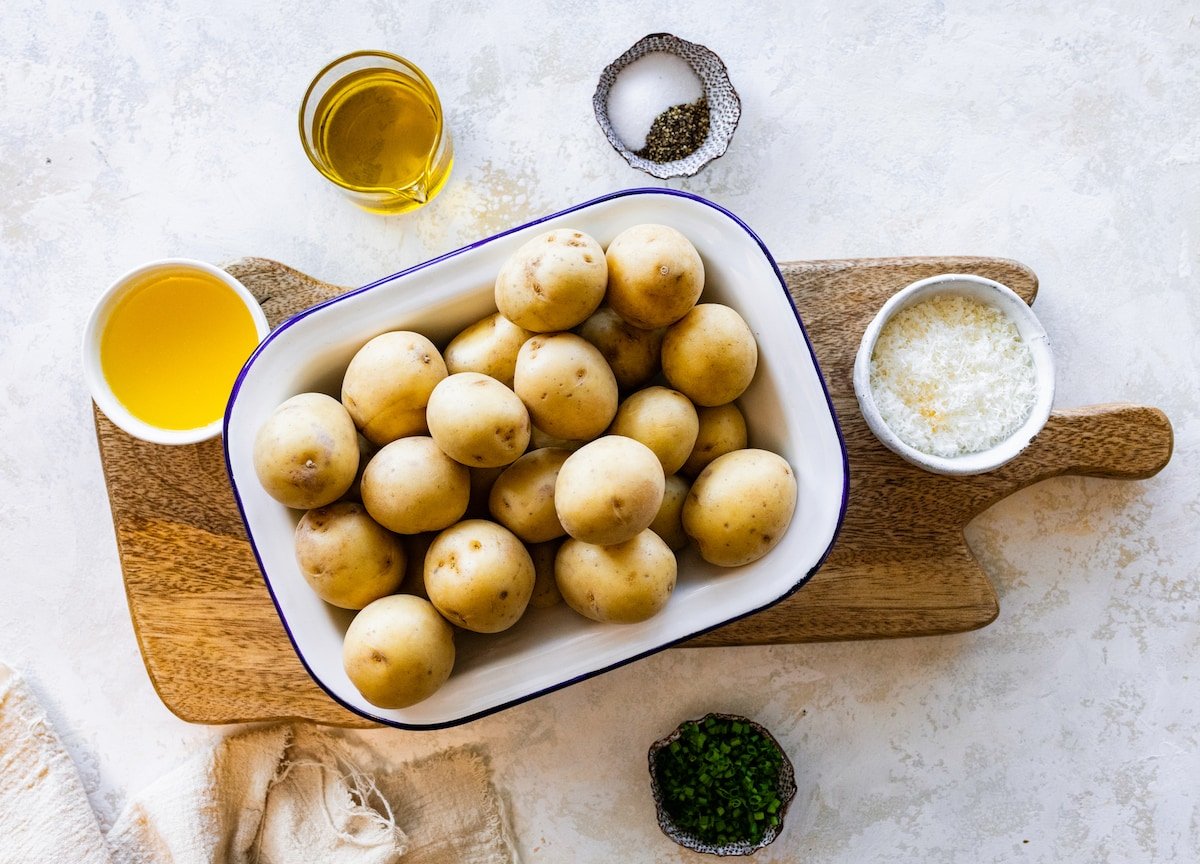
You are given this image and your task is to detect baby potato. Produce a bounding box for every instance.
[340,434,377,503]
[513,333,618,441]
[401,532,436,600]
[341,331,447,445]
[426,372,531,468]
[604,224,704,329]
[683,449,798,567]
[443,312,533,388]
[295,502,405,609]
[361,436,469,534]
[649,475,691,551]
[662,304,759,407]
[495,228,607,332]
[424,520,535,633]
[682,403,748,476]
[343,594,455,709]
[253,393,359,509]
[555,530,677,624]
[527,540,563,608]
[608,386,699,476]
[530,426,585,451]
[576,307,664,390]
[555,436,665,546]
[488,447,571,543]
[466,465,506,519]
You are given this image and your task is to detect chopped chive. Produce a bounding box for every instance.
[653,716,788,847]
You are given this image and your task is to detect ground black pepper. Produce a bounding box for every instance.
[636,97,710,162]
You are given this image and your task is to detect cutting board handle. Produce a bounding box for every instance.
[1007,403,1173,484]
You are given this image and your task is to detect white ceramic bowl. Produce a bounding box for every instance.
[224,189,849,729]
[852,273,1054,476]
[83,258,270,445]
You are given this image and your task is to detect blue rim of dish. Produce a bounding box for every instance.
[223,187,851,730]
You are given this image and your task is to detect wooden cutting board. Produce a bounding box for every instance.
[94,256,1173,728]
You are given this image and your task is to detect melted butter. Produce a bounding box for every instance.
[99,268,259,430]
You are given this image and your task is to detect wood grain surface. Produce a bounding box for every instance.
[92,256,1173,727]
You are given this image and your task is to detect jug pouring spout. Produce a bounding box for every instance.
[407,180,429,205]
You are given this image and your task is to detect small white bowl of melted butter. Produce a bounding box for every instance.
[853,274,1054,476]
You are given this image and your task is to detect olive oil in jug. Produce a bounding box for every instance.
[301,52,453,214]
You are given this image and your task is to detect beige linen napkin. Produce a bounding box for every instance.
[0,663,517,864]
[0,664,112,864]
[105,725,413,864]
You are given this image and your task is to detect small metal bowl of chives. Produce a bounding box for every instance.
[648,713,796,855]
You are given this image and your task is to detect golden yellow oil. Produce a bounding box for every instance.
[311,68,452,213]
[100,268,260,431]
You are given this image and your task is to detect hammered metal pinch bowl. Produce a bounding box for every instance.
[648,713,797,856]
[594,33,741,179]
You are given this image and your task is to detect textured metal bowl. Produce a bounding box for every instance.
[593,33,741,179]
[648,713,796,856]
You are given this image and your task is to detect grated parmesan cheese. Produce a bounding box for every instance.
[869,294,1036,458]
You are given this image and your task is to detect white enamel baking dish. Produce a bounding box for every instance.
[224,188,848,729]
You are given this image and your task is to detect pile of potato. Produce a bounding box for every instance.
[251,223,798,710]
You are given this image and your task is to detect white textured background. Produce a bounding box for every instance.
[1,1,1197,860]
